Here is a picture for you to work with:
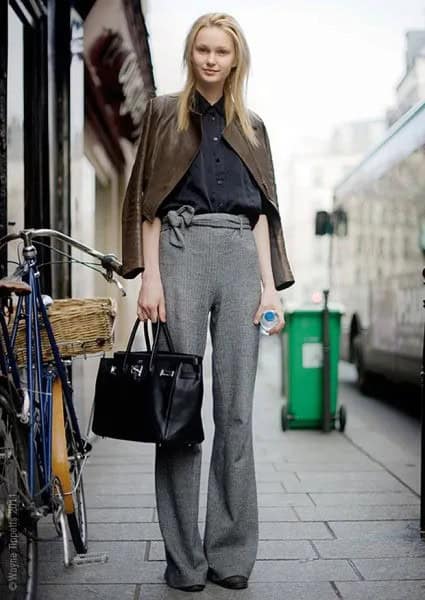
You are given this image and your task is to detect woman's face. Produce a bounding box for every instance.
[191,26,236,88]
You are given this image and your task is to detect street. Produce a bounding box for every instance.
[36,332,424,600]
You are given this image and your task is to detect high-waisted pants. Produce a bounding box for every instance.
[153,204,262,587]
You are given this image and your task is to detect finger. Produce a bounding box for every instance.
[136,304,143,320]
[253,307,263,324]
[158,299,167,322]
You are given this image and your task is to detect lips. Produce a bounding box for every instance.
[204,69,218,74]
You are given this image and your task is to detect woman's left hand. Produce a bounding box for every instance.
[253,286,285,335]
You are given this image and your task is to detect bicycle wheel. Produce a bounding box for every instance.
[51,377,87,554]
[0,383,38,600]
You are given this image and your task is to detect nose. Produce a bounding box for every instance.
[206,53,216,65]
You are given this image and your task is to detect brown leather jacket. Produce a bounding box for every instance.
[121,93,294,291]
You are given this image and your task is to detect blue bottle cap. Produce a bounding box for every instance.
[264,310,276,321]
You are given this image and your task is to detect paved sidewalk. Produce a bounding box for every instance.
[37,332,425,599]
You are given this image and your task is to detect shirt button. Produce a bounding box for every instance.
[213,136,218,141]
[211,116,216,120]
[217,180,223,185]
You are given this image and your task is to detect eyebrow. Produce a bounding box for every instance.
[196,44,231,51]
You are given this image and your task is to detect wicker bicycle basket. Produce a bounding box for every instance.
[11,297,117,366]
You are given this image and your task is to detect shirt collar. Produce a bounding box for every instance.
[194,89,225,116]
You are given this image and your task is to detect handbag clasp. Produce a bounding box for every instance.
[159,368,175,377]
[130,363,144,380]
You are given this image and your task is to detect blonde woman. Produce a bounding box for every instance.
[121,12,294,593]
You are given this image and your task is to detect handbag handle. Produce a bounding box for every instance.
[123,319,176,374]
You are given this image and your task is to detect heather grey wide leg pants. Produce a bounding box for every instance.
[154,204,262,588]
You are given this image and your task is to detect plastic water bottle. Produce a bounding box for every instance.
[259,310,279,335]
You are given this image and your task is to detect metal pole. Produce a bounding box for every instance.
[420,267,425,536]
[47,0,71,298]
[0,1,7,279]
[322,288,331,432]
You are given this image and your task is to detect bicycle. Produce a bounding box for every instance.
[0,228,123,599]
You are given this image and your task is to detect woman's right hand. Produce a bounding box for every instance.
[137,271,167,323]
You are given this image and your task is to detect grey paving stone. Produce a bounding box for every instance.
[257,493,314,507]
[273,461,384,472]
[91,449,154,460]
[85,478,283,495]
[86,463,154,473]
[256,482,285,493]
[88,456,154,466]
[152,505,299,523]
[335,581,425,600]
[84,523,163,541]
[86,473,155,485]
[86,508,155,523]
[84,481,155,494]
[280,472,407,492]
[296,471,400,482]
[259,522,332,540]
[310,492,419,506]
[353,557,425,580]
[327,520,419,540]
[255,470,294,482]
[91,439,154,454]
[36,584,137,599]
[138,581,338,599]
[148,540,317,561]
[258,541,317,560]
[258,507,299,521]
[383,463,420,494]
[314,539,425,559]
[38,541,164,584]
[86,493,157,508]
[254,462,282,473]
[260,449,365,459]
[249,558,358,581]
[38,521,163,542]
[139,584,222,599]
[295,505,420,521]
[38,539,146,563]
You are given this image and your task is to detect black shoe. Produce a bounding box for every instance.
[167,583,205,592]
[207,570,248,589]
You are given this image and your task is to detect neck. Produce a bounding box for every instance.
[195,82,224,105]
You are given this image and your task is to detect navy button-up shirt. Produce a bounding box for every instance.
[156,90,264,228]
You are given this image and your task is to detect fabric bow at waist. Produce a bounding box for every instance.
[163,205,196,248]
[161,204,252,248]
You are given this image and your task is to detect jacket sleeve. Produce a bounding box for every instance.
[121,98,154,279]
[260,120,295,290]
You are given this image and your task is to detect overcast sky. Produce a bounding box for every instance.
[146,0,425,161]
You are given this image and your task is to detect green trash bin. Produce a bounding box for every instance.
[281,302,346,432]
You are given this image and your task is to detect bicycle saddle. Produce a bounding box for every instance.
[0,273,31,296]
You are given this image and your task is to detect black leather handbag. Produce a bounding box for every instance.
[91,319,204,446]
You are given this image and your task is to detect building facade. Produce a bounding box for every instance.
[285,120,386,305]
[1,0,156,427]
[387,30,425,126]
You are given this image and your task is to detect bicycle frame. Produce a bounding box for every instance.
[0,227,122,573]
[2,245,85,501]
[0,228,122,501]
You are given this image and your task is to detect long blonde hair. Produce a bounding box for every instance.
[177,13,259,147]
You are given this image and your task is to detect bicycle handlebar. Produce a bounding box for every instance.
[0,228,123,275]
